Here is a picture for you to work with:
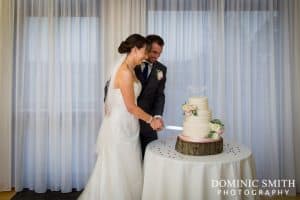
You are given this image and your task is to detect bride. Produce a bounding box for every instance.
[78,34,163,200]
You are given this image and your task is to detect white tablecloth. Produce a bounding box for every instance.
[142,137,258,200]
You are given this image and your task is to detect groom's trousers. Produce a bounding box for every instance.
[140,133,158,159]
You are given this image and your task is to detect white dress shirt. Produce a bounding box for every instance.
[141,61,153,78]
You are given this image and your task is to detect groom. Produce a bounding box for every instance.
[104,35,167,158]
[135,35,167,158]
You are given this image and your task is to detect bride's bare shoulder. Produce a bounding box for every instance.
[115,65,134,87]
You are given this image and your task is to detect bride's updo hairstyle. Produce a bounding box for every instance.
[118,34,148,54]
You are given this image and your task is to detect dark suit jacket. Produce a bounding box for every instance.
[104,61,167,137]
[134,61,167,136]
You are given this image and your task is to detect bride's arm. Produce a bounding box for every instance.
[117,69,154,124]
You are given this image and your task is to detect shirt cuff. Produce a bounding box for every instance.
[154,115,162,119]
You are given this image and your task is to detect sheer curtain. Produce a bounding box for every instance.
[147,0,298,194]
[13,0,101,193]
[291,0,300,193]
[100,0,146,80]
[0,0,14,191]
[12,0,145,193]
[2,0,299,194]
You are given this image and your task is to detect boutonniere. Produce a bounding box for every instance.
[156,69,163,80]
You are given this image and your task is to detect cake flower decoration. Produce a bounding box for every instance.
[182,103,198,116]
[208,119,224,139]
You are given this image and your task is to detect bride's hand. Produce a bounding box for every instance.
[150,118,163,130]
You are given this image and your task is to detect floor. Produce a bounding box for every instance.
[0,190,15,200]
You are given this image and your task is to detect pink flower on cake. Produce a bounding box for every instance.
[182,103,198,116]
[156,69,163,80]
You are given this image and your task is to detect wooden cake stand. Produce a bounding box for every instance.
[175,135,223,156]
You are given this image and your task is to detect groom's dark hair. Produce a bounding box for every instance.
[146,34,164,47]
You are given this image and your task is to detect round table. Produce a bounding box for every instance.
[142,137,258,200]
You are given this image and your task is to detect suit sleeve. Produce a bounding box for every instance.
[153,67,167,116]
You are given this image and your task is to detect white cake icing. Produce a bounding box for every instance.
[188,97,209,110]
[182,96,212,140]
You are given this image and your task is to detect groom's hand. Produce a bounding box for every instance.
[154,117,164,131]
[150,118,163,131]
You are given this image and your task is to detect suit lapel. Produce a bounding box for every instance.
[135,65,144,83]
[135,64,157,86]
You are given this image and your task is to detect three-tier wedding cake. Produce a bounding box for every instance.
[175,96,224,156]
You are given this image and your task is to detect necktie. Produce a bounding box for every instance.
[142,62,149,80]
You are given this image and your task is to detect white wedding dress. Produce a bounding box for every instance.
[78,60,143,200]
